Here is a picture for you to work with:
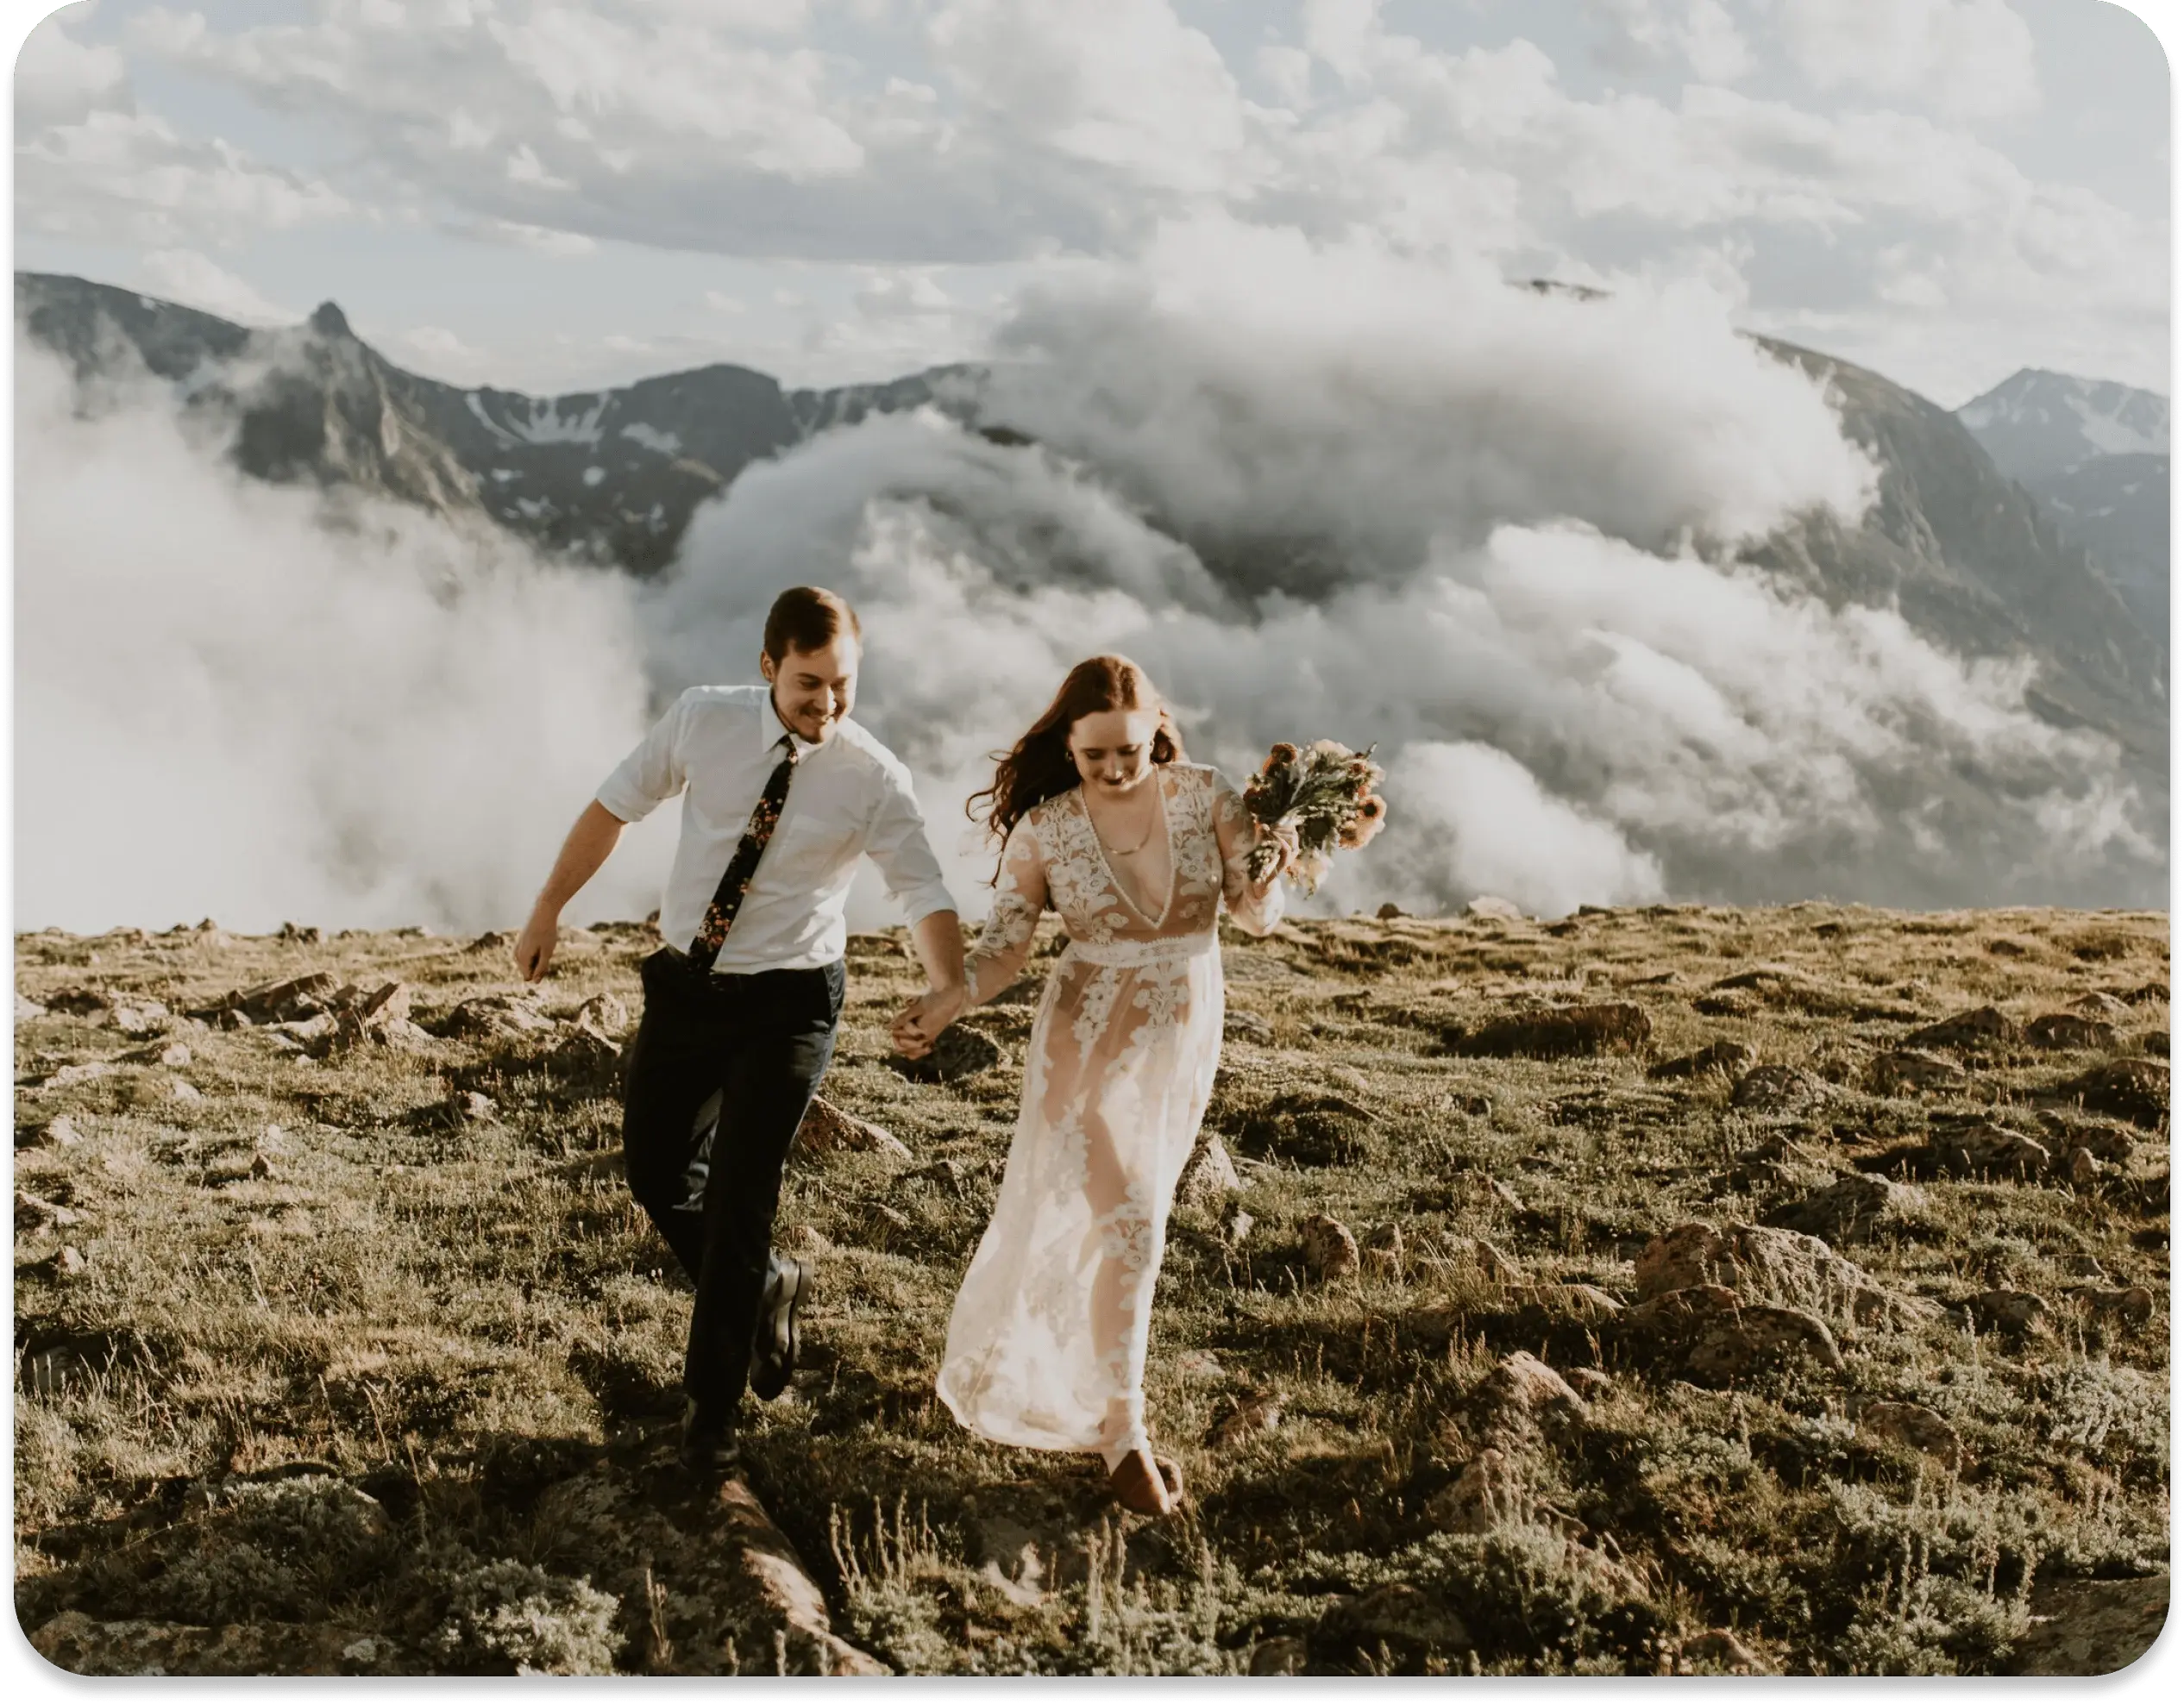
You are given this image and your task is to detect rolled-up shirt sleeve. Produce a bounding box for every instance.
[863,761,958,926]
[595,692,690,824]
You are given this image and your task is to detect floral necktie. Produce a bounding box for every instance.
[687,733,799,969]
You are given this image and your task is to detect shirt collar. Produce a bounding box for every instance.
[763,688,815,759]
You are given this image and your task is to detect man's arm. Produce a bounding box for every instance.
[514,801,627,981]
[863,762,968,1051]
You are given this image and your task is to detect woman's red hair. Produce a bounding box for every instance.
[970,655,1184,877]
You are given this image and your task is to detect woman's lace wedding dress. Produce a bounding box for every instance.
[937,761,1285,1472]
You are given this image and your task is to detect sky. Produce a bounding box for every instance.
[7,0,2172,405]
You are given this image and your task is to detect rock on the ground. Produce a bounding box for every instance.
[885,1024,1002,1084]
[1686,1303,1843,1381]
[793,1096,912,1161]
[1222,1010,1275,1044]
[1930,1121,2051,1179]
[1175,1133,1242,1207]
[1465,895,1526,921]
[1730,1064,1823,1112]
[2074,1285,2156,1325]
[2055,1058,2168,1131]
[1448,1002,1651,1060]
[1764,1173,1921,1244]
[1868,1049,1966,1094]
[1315,1582,1474,1660]
[1300,1213,1359,1280]
[1859,1400,1964,1469]
[30,1612,405,1676]
[1235,1091,1378,1167]
[2006,1573,2171,1676]
[1681,1629,1769,1674]
[1425,1446,1528,1534]
[2027,1012,2119,1050]
[1635,1221,1886,1321]
[17,993,48,1020]
[1208,1392,1285,1449]
[1964,1289,2049,1333]
[442,992,561,1041]
[1905,1005,2021,1051]
[1647,1039,1756,1081]
[19,1114,84,1150]
[1469,1350,1587,1443]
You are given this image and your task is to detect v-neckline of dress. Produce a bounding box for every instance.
[1079,768,1176,931]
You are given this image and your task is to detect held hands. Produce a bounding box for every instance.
[892,982,968,1060]
[512,907,559,983]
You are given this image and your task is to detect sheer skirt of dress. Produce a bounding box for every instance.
[936,762,1283,1471]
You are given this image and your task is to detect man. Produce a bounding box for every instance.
[513,586,966,1475]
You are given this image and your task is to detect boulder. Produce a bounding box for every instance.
[1469,1350,1587,1443]
[1647,1039,1756,1081]
[1904,1005,2021,1051]
[2027,1012,2119,1051]
[2074,1285,2156,1325]
[1686,1303,1843,1381]
[1447,1002,1651,1059]
[1764,1173,1921,1244]
[2006,1572,2171,1676]
[16,993,47,1021]
[1175,1134,1242,1207]
[1316,1582,1474,1659]
[885,1025,1001,1084]
[29,1613,405,1677]
[1964,1289,2049,1333]
[1424,1446,1528,1534]
[1681,1629,1769,1675]
[1207,1392,1285,1449]
[1222,1010,1275,1044]
[1300,1213,1360,1280]
[1858,1400,1964,1469]
[1235,1091,1376,1167]
[443,993,560,1041]
[1867,1049,1966,1094]
[792,1096,911,1161]
[1635,1221,1883,1320]
[2055,1058,2168,1130]
[1930,1122,2051,1179]
[1465,895,1527,921]
[1730,1064,1823,1112]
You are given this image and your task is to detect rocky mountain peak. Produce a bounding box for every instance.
[309,301,353,340]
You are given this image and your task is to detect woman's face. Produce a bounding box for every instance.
[1067,708,1163,795]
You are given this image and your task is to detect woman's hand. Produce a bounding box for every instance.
[892,984,968,1059]
[1251,820,1299,889]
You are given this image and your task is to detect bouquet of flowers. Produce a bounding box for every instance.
[1243,739,1388,894]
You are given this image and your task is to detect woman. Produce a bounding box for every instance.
[893,656,1293,1516]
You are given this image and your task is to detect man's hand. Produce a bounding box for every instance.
[892,983,968,1059]
[513,908,560,982]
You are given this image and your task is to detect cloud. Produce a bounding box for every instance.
[1777,0,2041,120]
[1590,0,1754,84]
[639,223,2156,918]
[12,337,672,934]
[136,248,292,325]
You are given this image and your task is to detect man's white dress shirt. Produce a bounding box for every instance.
[597,684,957,973]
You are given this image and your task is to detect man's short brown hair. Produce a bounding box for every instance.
[763,586,863,662]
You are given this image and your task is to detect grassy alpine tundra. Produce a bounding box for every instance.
[12,903,2170,1675]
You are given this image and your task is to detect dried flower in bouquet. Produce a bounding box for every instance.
[1242,737,1388,894]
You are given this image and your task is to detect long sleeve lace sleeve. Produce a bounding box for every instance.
[965,815,1048,1005]
[1213,776,1288,937]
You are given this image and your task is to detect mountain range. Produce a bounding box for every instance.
[1955,367,2168,639]
[15,269,2168,829]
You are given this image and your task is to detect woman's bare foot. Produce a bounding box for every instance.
[1108,1446,1174,1516]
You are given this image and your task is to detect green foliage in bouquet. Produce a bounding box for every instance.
[1242,738,1388,894]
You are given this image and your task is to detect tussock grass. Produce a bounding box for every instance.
[13,902,2169,1672]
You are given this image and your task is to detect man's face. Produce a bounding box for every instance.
[762,636,859,744]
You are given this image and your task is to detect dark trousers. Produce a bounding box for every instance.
[621,947,844,1418]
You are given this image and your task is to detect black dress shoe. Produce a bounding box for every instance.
[748,1255,808,1402]
[678,1399,741,1477]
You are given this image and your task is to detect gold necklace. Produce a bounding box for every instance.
[1092,794,1158,856]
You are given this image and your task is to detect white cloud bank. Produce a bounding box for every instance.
[12,341,673,935]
